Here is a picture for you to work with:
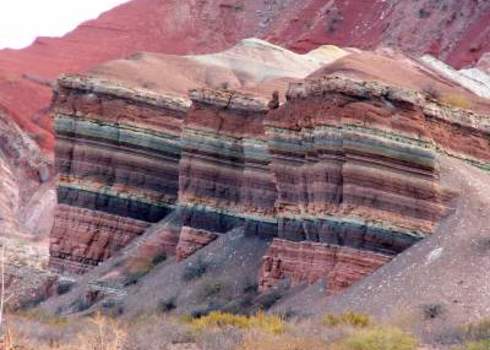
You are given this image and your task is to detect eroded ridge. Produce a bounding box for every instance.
[50,75,186,272]
[49,72,488,294]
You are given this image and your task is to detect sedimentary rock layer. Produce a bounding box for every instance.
[179,76,488,290]
[50,67,488,295]
[176,226,218,261]
[259,239,391,294]
[179,89,276,218]
[50,76,186,272]
[50,204,150,273]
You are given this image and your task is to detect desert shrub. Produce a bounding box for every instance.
[255,290,282,310]
[189,302,223,319]
[422,303,445,320]
[333,327,417,350]
[200,280,225,299]
[182,256,209,281]
[217,293,261,315]
[123,270,149,286]
[57,280,75,295]
[277,308,299,320]
[323,311,372,328]
[238,331,329,350]
[441,94,471,109]
[151,252,167,265]
[101,299,125,317]
[71,297,93,313]
[187,311,286,334]
[159,296,177,313]
[242,280,258,294]
[418,8,431,18]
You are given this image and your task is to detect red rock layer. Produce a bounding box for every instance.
[50,204,150,274]
[49,73,487,287]
[265,76,488,236]
[1,0,488,153]
[176,226,218,261]
[49,76,186,272]
[259,239,391,294]
[278,76,490,164]
[179,89,276,217]
[122,213,184,264]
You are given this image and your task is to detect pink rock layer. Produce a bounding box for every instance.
[49,204,150,274]
[176,226,218,261]
[2,0,488,153]
[179,91,276,216]
[259,239,391,295]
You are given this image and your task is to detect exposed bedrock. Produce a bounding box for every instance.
[179,77,487,292]
[49,76,187,272]
[259,239,391,295]
[176,226,218,261]
[179,88,277,217]
[49,73,488,295]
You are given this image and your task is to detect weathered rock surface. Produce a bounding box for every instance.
[176,227,218,261]
[259,239,391,294]
[48,42,489,295]
[0,0,489,154]
[50,77,185,272]
[48,41,345,273]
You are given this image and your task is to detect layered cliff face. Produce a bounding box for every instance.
[49,76,187,273]
[0,0,489,156]
[49,40,344,273]
[178,88,277,236]
[259,239,391,294]
[49,41,489,297]
[178,76,488,294]
[258,74,488,291]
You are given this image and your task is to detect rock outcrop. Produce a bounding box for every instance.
[49,76,186,273]
[48,40,346,273]
[176,227,218,261]
[259,239,391,294]
[1,0,489,155]
[48,42,489,295]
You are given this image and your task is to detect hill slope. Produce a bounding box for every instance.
[0,0,489,152]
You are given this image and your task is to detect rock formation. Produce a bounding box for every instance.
[0,0,489,155]
[176,227,218,261]
[49,75,187,273]
[259,239,391,294]
[48,40,489,295]
[49,40,343,273]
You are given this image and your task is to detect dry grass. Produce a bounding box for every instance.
[187,311,286,334]
[323,311,372,328]
[0,308,426,350]
[462,318,490,341]
[3,313,126,350]
[458,340,490,350]
[456,318,490,350]
[331,326,418,350]
[238,330,329,350]
[441,94,471,109]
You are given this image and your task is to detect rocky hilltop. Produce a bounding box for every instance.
[0,0,489,154]
[46,40,489,309]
